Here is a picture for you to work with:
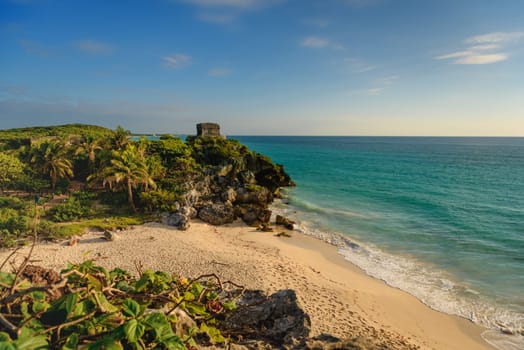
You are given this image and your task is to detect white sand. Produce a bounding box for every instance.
[0,221,494,349]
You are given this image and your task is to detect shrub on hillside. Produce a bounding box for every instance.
[49,197,93,222]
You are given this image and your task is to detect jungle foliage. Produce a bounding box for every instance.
[0,124,285,246]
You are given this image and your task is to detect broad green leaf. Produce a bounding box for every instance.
[61,333,79,350]
[86,274,103,291]
[200,323,226,344]
[94,292,118,313]
[0,342,16,350]
[13,335,48,350]
[32,300,50,314]
[0,272,15,286]
[222,300,236,311]
[123,319,145,343]
[185,302,208,316]
[87,337,123,350]
[41,293,78,325]
[72,299,95,318]
[122,298,142,318]
[134,271,154,292]
[161,336,186,350]
[143,313,174,341]
[190,282,204,296]
[0,333,11,342]
[183,291,195,302]
[20,302,30,319]
[29,290,46,301]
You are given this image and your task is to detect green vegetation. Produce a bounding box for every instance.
[0,258,240,349]
[0,123,291,246]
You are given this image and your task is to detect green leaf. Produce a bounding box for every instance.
[185,302,208,316]
[183,291,195,302]
[40,293,78,325]
[61,333,79,350]
[190,282,204,296]
[161,336,186,350]
[13,335,48,350]
[0,342,16,350]
[32,300,50,314]
[0,333,11,342]
[72,299,95,318]
[86,274,103,291]
[143,313,174,341]
[200,323,226,344]
[123,319,145,343]
[94,292,118,313]
[222,300,237,311]
[20,302,30,319]
[87,337,123,350]
[0,272,15,286]
[135,270,154,292]
[122,298,142,318]
[29,291,46,301]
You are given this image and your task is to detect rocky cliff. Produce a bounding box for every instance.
[164,136,294,230]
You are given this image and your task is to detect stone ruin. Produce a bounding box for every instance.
[196,122,223,138]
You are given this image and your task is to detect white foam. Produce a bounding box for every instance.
[271,201,524,350]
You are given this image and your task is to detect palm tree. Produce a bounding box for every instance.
[111,125,131,150]
[30,139,74,190]
[74,135,104,173]
[92,144,155,212]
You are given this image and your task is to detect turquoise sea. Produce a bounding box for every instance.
[234,136,524,350]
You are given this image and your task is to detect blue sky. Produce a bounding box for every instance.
[1,0,523,135]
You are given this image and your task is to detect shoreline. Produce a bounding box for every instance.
[0,221,494,349]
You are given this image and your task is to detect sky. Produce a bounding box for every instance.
[0,0,523,136]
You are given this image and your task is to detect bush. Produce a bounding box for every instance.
[0,196,27,209]
[0,208,31,245]
[49,197,92,222]
[139,189,178,213]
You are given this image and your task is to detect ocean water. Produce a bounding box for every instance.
[234,136,524,350]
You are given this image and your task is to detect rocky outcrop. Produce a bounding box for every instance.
[218,289,310,347]
[276,215,296,230]
[198,203,236,225]
[165,137,295,230]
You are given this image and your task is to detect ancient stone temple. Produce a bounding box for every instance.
[196,123,222,137]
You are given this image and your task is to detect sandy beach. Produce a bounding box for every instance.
[0,221,494,349]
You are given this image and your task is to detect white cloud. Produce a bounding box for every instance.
[178,0,282,24]
[366,87,383,96]
[162,54,192,69]
[208,67,232,77]
[455,53,508,65]
[75,40,113,54]
[350,74,399,96]
[436,31,523,65]
[466,31,524,44]
[345,58,376,73]
[435,50,472,60]
[375,75,399,85]
[301,36,344,50]
[301,36,330,48]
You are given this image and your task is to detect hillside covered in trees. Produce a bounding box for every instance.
[0,124,294,247]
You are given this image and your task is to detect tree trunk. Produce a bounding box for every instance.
[127,179,137,212]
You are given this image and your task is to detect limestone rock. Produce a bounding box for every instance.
[219,289,310,346]
[103,230,118,241]
[179,206,197,219]
[221,187,237,203]
[198,203,236,225]
[276,215,296,230]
